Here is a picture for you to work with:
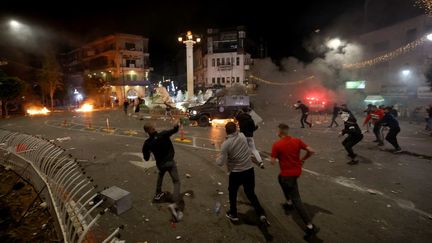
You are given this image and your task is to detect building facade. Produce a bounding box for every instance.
[194,26,254,89]
[355,15,432,105]
[64,33,151,104]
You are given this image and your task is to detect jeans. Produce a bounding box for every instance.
[246,137,262,163]
[156,161,180,203]
[300,113,311,127]
[373,123,383,143]
[278,176,311,224]
[342,134,363,158]
[228,168,265,216]
[385,127,401,149]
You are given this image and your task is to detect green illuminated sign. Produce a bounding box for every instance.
[346,81,366,89]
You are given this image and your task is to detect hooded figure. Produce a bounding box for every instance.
[340,111,363,164]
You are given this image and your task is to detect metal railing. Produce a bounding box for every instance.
[0,129,123,243]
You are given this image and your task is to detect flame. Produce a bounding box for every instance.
[210,118,235,127]
[76,103,94,112]
[27,107,50,116]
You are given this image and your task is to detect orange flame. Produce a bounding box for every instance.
[27,107,50,116]
[76,103,94,112]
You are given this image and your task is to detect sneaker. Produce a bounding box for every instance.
[260,215,270,226]
[258,161,265,169]
[154,192,165,201]
[304,224,320,239]
[225,211,239,222]
[347,159,359,165]
[393,148,402,154]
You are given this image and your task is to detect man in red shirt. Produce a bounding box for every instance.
[271,123,318,239]
[363,105,385,145]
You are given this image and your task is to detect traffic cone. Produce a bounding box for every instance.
[180,125,185,141]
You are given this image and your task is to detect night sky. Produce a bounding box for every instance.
[0,0,423,77]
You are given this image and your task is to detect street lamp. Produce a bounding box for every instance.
[9,20,21,29]
[426,33,432,41]
[327,38,342,49]
[401,69,411,76]
[178,31,201,100]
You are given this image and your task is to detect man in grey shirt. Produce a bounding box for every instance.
[217,122,269,225]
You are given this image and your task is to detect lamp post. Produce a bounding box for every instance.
[178,31,201,100]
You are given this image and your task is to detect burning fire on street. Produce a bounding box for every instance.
[26,107,50,116]
[76,103,94,112]
[210,118,235,127]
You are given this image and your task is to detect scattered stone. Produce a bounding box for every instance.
[328,159,335,163]
[56,136,71,142]
[176,236,182,240]
[350,177,355,180]
[217,182,222,186]
[367,189,377,195]
[41,224,47,229]
[218,191,224,195]
[391,190,398,194]
[184,193,191,197]
[144,218,149,222]
[386,204,391,208]
[89,201,94,206]
[185,173,192,178]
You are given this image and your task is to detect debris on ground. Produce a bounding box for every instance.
[56,136,71,142]
[185,173,192,178]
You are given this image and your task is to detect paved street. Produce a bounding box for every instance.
[1,106,431,243]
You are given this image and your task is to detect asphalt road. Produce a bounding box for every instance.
[0,108,431,243]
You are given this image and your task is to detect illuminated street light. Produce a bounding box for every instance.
[9,20,21,29]
[178,30,201,100]
[402,69,411,76]
[327,38,342,49]
[427,33,432,41]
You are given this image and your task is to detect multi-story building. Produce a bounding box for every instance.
[355,14,432,105]
[194,26,254,89]
[64,33,151,103]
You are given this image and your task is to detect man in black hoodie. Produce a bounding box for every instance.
[375,107,402,153]
[295,100,312,128]
[340,111,363,164]
[236,108,264,169]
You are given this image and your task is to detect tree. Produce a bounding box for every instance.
[0,70,25,118]
[83,75,109,107]
[38,53,63,109]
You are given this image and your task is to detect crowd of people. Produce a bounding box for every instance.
[139,100,429,241]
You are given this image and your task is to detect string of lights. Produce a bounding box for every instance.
[343,36,427,69]
[249,74,315,86]
[415,0,432,15]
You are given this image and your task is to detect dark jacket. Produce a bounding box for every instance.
[143,125,179,167]
[296,103,309,114]
[342,119,362,137]
[236,113,258,137]
[376,113,399,129]
[332,106,340,116]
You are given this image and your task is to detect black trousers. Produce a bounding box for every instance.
[342,134,363,158]
[301,113,311,127]
[329,115,339,127]
[228,168,265,216]
[385,127,401,149]
[278,176,311,224]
